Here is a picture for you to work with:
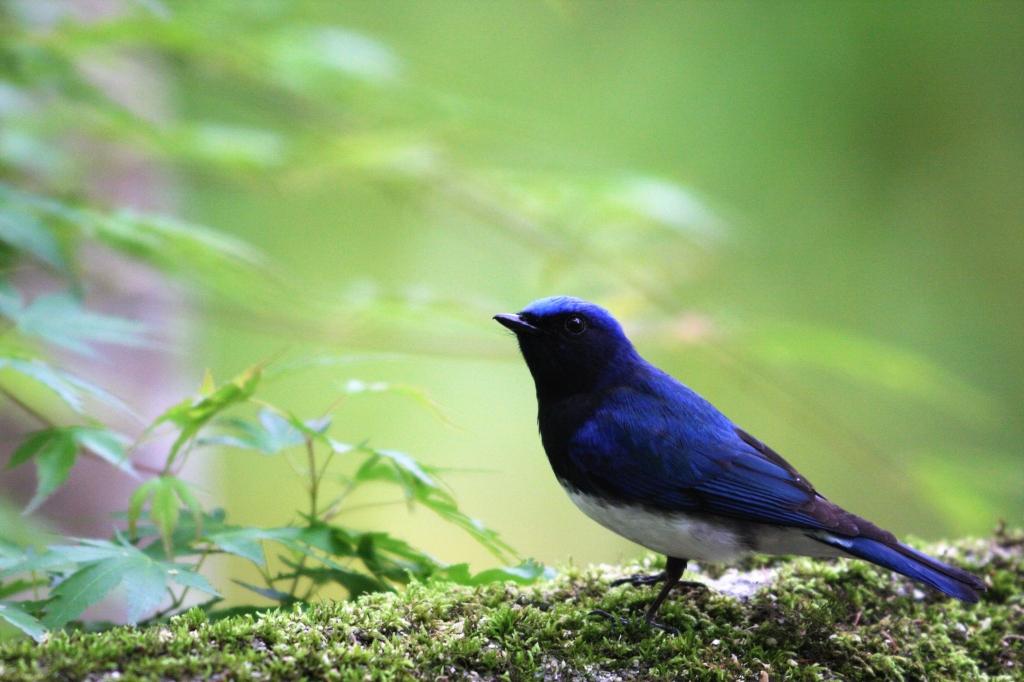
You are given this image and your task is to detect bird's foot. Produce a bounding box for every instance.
[610,571,666,587]
[588,609,681,635]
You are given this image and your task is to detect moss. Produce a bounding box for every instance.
[0,529,1020,681]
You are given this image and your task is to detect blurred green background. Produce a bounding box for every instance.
[4,0,1023,575]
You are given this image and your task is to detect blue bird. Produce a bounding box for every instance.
[494,296,985,630]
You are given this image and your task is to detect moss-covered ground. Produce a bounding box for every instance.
[0,529,1020,681]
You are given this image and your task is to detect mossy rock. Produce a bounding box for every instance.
[0,529,1021,681]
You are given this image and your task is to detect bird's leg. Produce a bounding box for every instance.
[643,556,686,633]
[589,567,669,625]
[592,556,697,633]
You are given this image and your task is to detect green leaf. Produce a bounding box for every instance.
[7,431,55,470]
[257,409,305,451]
[0,601,47,641]
[149,363,263,466]
[3,544,109,575]
[7,293,148,356]
[0,579,46,600]
[0,184,266,297]
[8,429,78,515]
[0,356,136,418]
[455,559,553,586]
[356,532,441,584]
[0,358,83,413]
[119,561,166,624]
[132,508,224,559]
[150,479,181,557]
[373,448,438,488]
[94,209,267,275]
[46,539,138,564]
[277,558,390,599]
[127,479,160,540]
[68,427,135,475]
[206,528,269,566]
[33,540,218,626]
[324,567,391,598]
[10,427,135,485]
[128,476,201,556]
[202,524,312,567]
[231,580,295,604]
[9,425,142,509]
[199,418,276,454]
[167,477,204,539]
[201,408,306,455]
[42,558,125,627]
[354,446,517,562]
[295,522,355,557]
[0,208,66,271]
[414,493,516,563]
[166,564,218,596]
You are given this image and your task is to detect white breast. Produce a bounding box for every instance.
[565,490,748,562]
[565,489,844,562]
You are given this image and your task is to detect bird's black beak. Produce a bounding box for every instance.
[493,313,539,336]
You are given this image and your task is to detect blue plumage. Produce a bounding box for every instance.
[818,535,982,603]
[495,296,985,628]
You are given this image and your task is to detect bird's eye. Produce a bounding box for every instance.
[564,315,587,335]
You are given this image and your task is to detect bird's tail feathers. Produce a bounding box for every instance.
[814,534,985,603]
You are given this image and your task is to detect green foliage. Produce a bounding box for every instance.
[34,540,218,628]
[7,427,133,513]
[1,292,148,356]
[0,357,134,418]
[7,431,76,514]
[0,603,45,643]
[0,532,1017,680]
[0,354,540,638]
[0,185,540,638]
[0,3,547,634]
[127,476,202,556]
[147,364,263,469]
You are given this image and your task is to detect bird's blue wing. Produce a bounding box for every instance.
[567,382,862,536]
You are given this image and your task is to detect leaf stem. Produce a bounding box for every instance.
[306,438,318,518]
[285,437,319,599]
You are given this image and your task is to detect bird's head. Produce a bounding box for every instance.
[494,296,638,399]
